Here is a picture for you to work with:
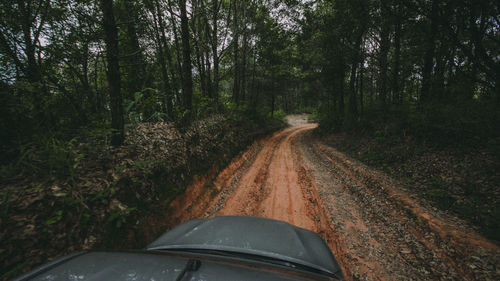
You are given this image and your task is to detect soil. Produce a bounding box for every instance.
[165,114,500,280]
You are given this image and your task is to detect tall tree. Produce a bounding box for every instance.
[378,0,391,107]
[100,0,124,146]
[211,0,221,105]
[420,0,438,103]
[121,0,145,99]
[179,0,193,116]
[347,0,369,119]
[148,0,173,118]
[232,0,241,103]
[391,0,402,104]
[0,0,50,119]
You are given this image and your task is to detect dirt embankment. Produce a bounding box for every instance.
[166,114,500,280]
[0,115,284,280]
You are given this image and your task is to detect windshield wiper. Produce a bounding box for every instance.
[175,259,201,281]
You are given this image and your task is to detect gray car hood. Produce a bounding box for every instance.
[147,216,342,276]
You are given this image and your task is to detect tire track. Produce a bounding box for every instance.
[298,132,500,280]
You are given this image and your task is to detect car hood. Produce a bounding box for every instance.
[147,216,342,276]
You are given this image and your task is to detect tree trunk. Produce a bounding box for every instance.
[250,47,257,115]
[420,0,438,103]
[201,1,213,99]
[205,48,213,99]
[20,1,41,84]
[179,0,193,115]
[19,1,44,120]
[359,61,364,115]
[370,64,374,105]
[154,0,173,118]
[212,0,220,106]
[82,41,96,114]
[433,49,446,101]
[93,52,100,112]
[193,26,207,97]
[349,30,365,119]
[330,78,337,116]
[338,64,345,119]
[122,0,144,99]
[349,64,358,119]
[167,0,184,86]
[232,0,240,103]
[391,3,402,104]
[240,9,249,103]
[100,0,124,146]
[378,0,390,107]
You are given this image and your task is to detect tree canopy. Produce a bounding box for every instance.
[1,0,499,159]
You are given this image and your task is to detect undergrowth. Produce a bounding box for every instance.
[0,113,285,280]
[317,100,500,242]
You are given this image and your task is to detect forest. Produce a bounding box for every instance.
[1,0,499,153]
[1,0,499,279]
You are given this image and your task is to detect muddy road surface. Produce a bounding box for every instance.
[167,114,499,280]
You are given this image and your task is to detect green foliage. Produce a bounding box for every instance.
[307,108,320,122]
[361,152,391,170]
[15,137,85,179]
[126,89,168,123]
[425,179,454,209]
[294,106,317,115]
[90,188,116,206]
[268,109,287,123]
[456,202,499,241]
[193,93,217,118]
[455,183,500,241]
[425,188,455,209]
[108,207,137,229]
[415,101,500,145]
[325,99,500,149]
[425,180,499,240]
[316,111,344,132]
[45,210,64,226]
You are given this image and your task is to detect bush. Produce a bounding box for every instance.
[15,137,85,179]
[269,109,287,123]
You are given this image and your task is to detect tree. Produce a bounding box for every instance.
[420,0,438,103]
[1,0,498,161]
[377,0,391,107]
[148,0,174,118]
[179,0,193,117]
[0,0,49,118]
[100,0,124,146]
[120,0,146,100]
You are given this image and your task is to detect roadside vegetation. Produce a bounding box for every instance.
[300,0,500,242]
[1,0,290,277]
[0,112,284,279]
[316,108,500,242]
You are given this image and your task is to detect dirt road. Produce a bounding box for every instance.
[167,115,499,280]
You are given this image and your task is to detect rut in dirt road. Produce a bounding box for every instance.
[167,115,500,281]
[216,123,320,230]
